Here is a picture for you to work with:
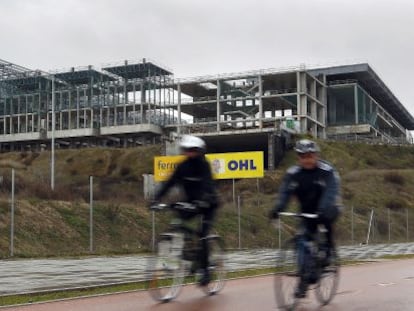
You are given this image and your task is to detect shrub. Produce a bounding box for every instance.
[102,203,121,223]
[384,172,405,186]
[385,197,405,210]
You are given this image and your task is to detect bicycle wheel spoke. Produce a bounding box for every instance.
[202,236,226,295]
[147,236,184,302]
[274,239,300,310]
[315,255,340,306]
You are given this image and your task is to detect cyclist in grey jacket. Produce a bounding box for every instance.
[270,139,342,297]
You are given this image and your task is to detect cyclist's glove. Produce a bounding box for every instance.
[147,199,159,209]
[193,200,210,209]
[269,209,279,220]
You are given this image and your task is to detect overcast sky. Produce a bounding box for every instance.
[1,0,414,113]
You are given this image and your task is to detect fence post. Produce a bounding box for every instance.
[89,176,93,253]
[388,208,391,243]
[407,208,409,242]
[351,206,354,245]
[152,211,156,252]
[232,179,236,206]
[278,218,282,249]
[366,209,374,245]
[10,168,15,257]
[238,195,241,250]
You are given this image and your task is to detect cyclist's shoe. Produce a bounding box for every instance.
[321,256,331,268]
[294,280,308,298]
[190,261,198,274]
[308,273,319,284]
[198,270,210,286]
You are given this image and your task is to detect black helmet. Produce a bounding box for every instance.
[294,139,320,154]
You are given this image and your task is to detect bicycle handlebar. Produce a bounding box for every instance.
[149,202,198,212]
[278,212,319,219]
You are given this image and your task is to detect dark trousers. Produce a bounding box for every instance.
[178,206,217,271]
[199,208,216,270]
[302,218,335,256]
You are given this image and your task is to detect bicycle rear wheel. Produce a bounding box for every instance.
[274,238,300,311]
[201,235,226,295]
[147,233,185,302]
[315,250,340,305]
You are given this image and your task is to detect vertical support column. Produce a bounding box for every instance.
[84,89,87,128]
[114,83,118,126]
[60,92,63,130]
[51,75,55,191]
[216,79,221,132]
[140,82,145,124]
[354,84,359,124]
[147,69,152,124]
[268,133,275,170]
[320,75,327,139]
[38,81,42,132]
[258,75,263,129]
[17,97,21,133]
[25,95,28,133]
[4,98,7,134]
[68,90,72,130]
[296,71,308,134]
[31,95,35,133]
[132,82,136,124]
[123,78,127,125]
[76,88,80,129]
[163,76,166,125]
[107,85,111,126]
[177,83,182,135]
[310,79,317,137]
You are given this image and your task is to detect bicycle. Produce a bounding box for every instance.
[147,202,226,302]
[274,212,340,310]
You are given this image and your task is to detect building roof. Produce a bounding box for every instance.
[55,67,116,85]
[310,63,414,130]
[103,61,172,80]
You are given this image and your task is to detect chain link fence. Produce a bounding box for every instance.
[0,167,413,257]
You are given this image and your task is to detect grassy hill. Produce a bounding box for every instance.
[0,140,414,258]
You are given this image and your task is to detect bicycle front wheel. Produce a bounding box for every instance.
[315,250,340,305]
[274,238,300,311]
[201,235,226,296]
[147,233,185,302]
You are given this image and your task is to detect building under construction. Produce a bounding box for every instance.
[1,58,413,168]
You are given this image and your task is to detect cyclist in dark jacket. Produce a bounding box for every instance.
[270,139,342,298]
[153,135,219,286]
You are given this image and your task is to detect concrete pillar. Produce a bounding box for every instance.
[354,84,359,124]
[25,95,28,133]
[133,82,136,124]
[177,83,182,135]
[140,82,145,123]
[268,133,275,170]
[68,91,72,130]
[76,88,80,129]
[296,71,308,133]
[17,97,21,133]
[216,80,221,132]
[123,78,127,125]
[258,75,263,129]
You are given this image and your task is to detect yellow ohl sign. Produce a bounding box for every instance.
[154,151,264,182]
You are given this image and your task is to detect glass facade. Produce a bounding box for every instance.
[327,85,356,126]
[357,86,377,126]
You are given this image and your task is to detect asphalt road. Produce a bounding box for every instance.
[4,258,414,311]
